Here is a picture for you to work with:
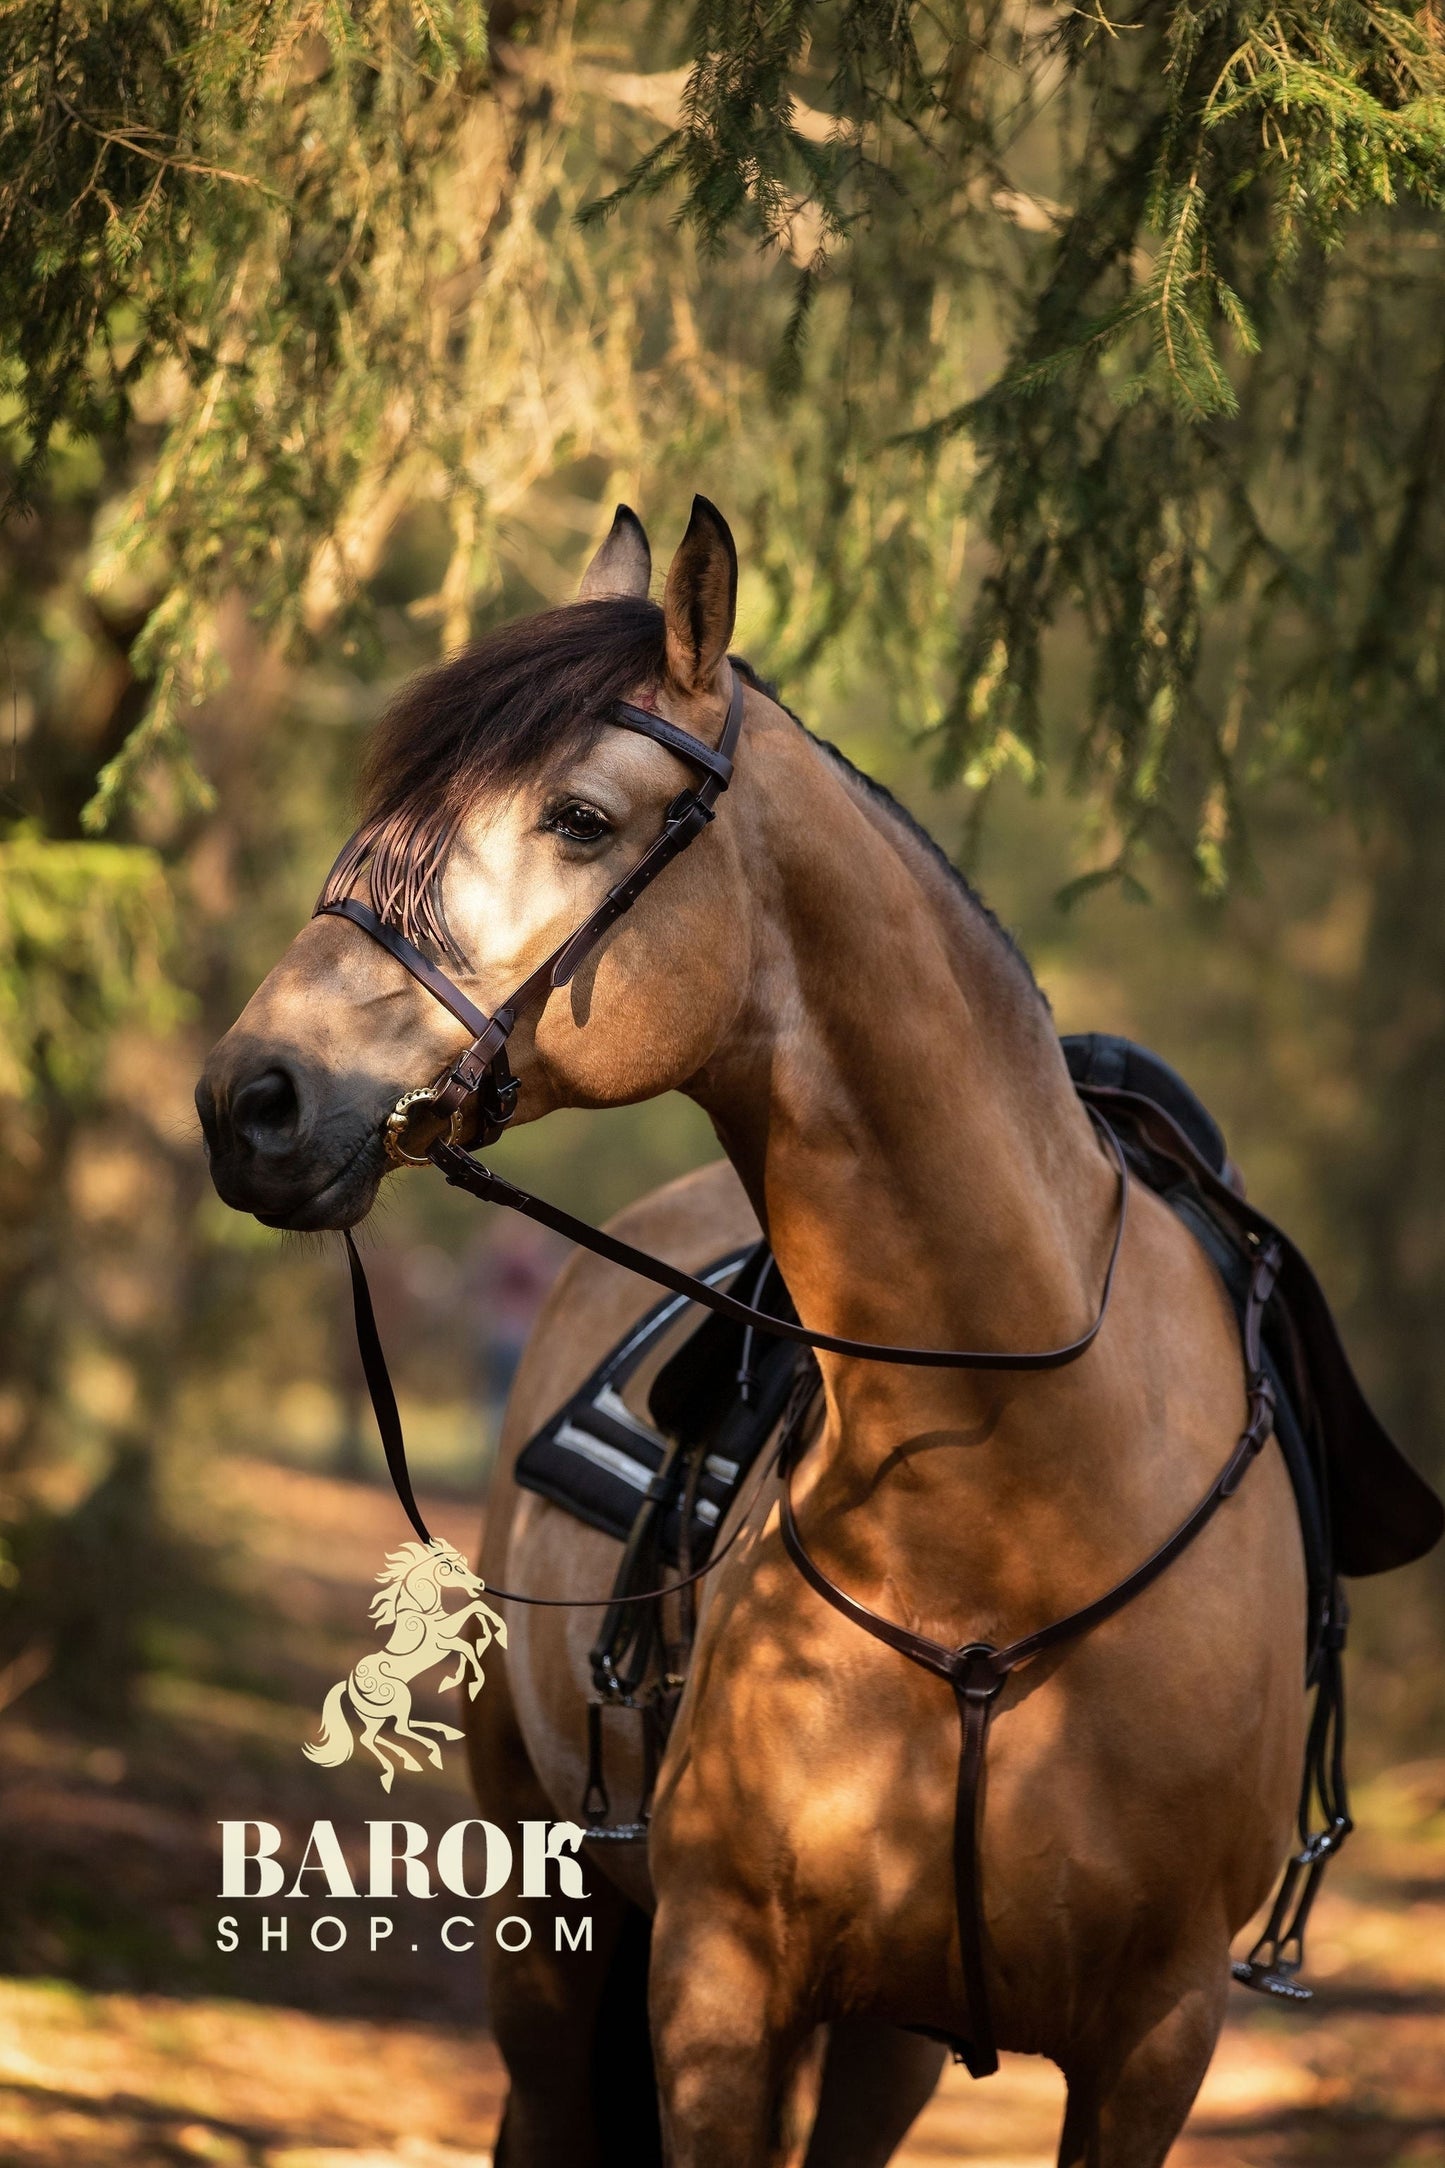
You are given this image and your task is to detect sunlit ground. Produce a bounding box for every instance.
[1,1457,1441,2167]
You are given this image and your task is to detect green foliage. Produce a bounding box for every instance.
[5,2,720,855]
[582,0,929,254]
[0,829,183,1107]
[0,0,281,498]
[12,0,1445,900]
[625,2,1445,884]
[0,1,494,491]
[2,0,503,823]
[652,5,1445,411]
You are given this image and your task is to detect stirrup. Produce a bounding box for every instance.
[1234,1585,1352,2006]
[1232,1958,1314,2001]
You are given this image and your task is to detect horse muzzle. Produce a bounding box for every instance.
[195,1046,391,1230]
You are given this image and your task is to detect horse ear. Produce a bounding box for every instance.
[663,495,737,696]
[578,504,652,601]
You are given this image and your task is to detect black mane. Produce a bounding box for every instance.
[319,604,1039,1004]
[319,598,669,955]
[730,659,1044,1006]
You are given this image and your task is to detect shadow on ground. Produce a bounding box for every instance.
[1,1457,1443,2166]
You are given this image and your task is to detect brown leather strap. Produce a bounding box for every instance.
[547,789,718,988]
[344,1227,434,1546]
[951,1652,1007,2077]
[323,898,498,1039]
[432,1113,1130,1372]
[613,699,735,787]
[778,1234,1282,2078]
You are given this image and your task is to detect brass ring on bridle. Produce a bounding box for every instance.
[384,1087,464,1168]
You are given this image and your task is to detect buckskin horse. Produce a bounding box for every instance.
[198,499,1440,2167]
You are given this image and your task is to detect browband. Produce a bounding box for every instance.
[613,701,735,786]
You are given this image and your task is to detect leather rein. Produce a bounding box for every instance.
[315,664,1285,2079]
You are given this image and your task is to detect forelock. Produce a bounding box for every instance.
[318,597,668,956]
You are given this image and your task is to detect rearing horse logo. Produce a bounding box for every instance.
[305,1539,507,1791]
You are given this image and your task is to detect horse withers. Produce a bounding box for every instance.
[198,498,1426,2167]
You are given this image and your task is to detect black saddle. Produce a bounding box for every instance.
[1061,1033,1440,1586]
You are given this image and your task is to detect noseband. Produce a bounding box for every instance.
[317,675,746,1166]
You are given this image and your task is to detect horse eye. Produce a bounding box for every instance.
[547,801,610,845]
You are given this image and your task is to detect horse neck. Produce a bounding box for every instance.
[692,714,1120,1468]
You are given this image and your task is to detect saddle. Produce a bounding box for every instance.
[1062,1035,1440,1582]
[513,1032,1441,1983]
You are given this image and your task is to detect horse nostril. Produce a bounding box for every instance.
[232,1066,302,1154]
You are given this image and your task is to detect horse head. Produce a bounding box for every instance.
[423,1539,487,1605]
[196,497,783,1231]
[370,1538,486,1623]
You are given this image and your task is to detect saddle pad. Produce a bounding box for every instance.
[512,1244,800,1567]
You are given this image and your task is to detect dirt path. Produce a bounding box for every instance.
[1,1457,1441,2166]
[1,1906,1442,2168]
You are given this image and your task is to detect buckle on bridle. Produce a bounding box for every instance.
[384,1086,465,1168]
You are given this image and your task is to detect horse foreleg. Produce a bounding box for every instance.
[801,2020,947,2168]
[1057,1961,1226,2168]
[650,1902,806,2168]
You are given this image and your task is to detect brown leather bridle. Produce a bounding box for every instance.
[318,674,747,1169]
[313,662,1289,2079]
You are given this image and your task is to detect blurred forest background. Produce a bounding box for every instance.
[2,2,1445,2160]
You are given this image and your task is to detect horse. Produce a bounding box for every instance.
[198,497,1309,2167]
[305,1537,508,1791]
